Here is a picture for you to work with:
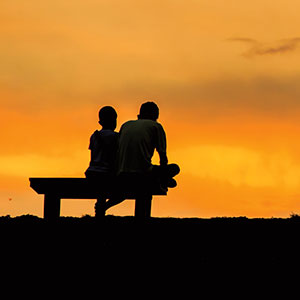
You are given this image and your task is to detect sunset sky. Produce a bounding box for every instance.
[2,0,300,217]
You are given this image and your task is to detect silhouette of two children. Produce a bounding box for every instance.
[85,102,180,217]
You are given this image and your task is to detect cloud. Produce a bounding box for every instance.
[228,37,300,57]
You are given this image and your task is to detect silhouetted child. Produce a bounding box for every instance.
[85,106,118,217]
[117,101,180,188]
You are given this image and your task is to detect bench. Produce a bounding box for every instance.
[29,177,167,220]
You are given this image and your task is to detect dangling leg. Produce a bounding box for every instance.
[105,195,125,212]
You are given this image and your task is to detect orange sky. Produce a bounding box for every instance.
[2,0,300,217]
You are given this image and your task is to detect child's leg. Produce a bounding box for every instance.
[166,163,180,178]
[105,196,125,212]
[152,163,180,188]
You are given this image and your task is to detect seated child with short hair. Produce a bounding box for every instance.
[85,106,118,217]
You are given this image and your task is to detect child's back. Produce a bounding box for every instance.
[85,106,118,178]
[86,129,118,175]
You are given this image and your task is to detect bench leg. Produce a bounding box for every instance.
[95,197,106,219]
[135,195,152,219]
[44,194,61,221]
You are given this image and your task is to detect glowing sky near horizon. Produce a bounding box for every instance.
[2,0,300,217]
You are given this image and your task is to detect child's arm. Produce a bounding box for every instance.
[158,151,168,166]
[156,124,168,166]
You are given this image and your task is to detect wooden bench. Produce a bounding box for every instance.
[29,177,167,220]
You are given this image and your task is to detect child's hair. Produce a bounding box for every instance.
[98,106,117,130]
[138,101,159,121]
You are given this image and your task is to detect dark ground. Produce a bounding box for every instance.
[1,215,299,294]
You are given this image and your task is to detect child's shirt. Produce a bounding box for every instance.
[86,129,119,174]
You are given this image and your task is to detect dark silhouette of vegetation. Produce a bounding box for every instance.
[1,214,298,293]
[1,214,300,268]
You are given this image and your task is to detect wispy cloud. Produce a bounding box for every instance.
[228,37,300,57]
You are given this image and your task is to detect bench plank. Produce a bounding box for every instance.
[30,178,167,198]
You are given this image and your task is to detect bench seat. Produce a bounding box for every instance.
[29,177,167,220]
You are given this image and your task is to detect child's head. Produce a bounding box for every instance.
[138,101,159,121]
[98,106,117,130]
